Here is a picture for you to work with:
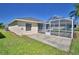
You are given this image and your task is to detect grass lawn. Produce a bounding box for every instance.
[70,31,79,54]
[0,29,67,55]
[0,29,79,55]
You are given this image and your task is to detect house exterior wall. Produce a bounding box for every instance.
[8,25,23,36]
[8,21,38,35]
[17,21,38,35]
[8,21,23,35]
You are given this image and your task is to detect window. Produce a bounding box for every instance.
[26,23,31,31]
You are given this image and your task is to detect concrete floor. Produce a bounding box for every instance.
[27,33,72,52]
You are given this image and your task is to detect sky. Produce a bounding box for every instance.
[0,3,75,24]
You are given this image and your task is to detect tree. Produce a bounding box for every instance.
[69,4,79,19]
[69,4,79,27]
[0,23,4,29]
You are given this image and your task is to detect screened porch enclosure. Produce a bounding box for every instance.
[38,19,73,38]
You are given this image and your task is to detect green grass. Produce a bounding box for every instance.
[0,29,79,55]
[0,29,66,55]
[70,31,79,54]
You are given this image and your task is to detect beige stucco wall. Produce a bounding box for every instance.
[8,21,38,35]
[8,25,23,35]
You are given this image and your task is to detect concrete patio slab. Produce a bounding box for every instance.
[27,33,72,52]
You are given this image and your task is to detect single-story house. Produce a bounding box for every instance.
[8,17,74,38]
[8,17,45,35]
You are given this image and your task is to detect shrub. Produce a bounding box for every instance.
[0,32,5,38]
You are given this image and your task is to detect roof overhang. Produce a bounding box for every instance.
[8,19,44,26]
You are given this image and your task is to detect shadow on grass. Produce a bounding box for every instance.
[0,32,5,39]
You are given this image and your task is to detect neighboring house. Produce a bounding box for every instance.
[8,17,73,38]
